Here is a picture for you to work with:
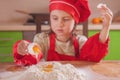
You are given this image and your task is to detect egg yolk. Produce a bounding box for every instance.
[43,64,53,72]
[45,64,53,68]
[33,45,40,54]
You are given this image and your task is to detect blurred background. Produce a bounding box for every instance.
[0,0,120,25]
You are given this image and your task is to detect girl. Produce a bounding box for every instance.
[13,0,113,66]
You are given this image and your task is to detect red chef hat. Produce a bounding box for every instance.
[49,0,91,23]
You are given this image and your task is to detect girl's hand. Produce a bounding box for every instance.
[97,4,113,43]
[98,4,113,28]
[17,40,30,56]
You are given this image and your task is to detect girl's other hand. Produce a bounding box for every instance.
[17,40,30,56]
[97,3,113,28]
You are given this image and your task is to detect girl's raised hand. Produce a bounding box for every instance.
[97,3,113,28]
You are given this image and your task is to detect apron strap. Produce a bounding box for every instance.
[49,33,56,51]
[72,36,79,57]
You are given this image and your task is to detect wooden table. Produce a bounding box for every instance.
[0,61,120,80]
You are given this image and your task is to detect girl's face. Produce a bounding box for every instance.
[50,10,75,37]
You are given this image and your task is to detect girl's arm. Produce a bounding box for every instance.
[99,4,113,43]
[79,4,113,62]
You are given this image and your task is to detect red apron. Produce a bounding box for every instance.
[13,33,108,66]
[47,33,80,61]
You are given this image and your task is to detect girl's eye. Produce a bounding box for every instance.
[52,17,58,20]
[63,18,70,21]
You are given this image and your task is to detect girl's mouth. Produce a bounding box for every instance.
[57,29,64,32]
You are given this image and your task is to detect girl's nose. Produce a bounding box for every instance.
[58,19,64,28]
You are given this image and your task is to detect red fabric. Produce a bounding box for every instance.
[47,33,109,62]
[13,40,43,66]
[80,33,109,62]
[49,0,91,23]
[47,33,80,61]
[13,33,109,66]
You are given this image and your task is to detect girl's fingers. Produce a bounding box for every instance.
[101,12,113,27]
[97,3,113,28]
[101,6,113,17]
[97,3,113,16]
[98,4,113,17]
[98,4,113,24]
[17,40,30,55]
[103,12,113,24]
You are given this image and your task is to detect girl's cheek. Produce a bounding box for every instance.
[52,21,58,27]
[51,20,56,25]
[51,22,56,27]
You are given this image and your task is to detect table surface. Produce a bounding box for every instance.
[0,60,120,80]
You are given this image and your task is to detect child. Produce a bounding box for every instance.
[13,0,113,66]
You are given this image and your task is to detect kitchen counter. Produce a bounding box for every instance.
[0,25,36,31]
[0,60,120,80]
[0,23,120,31]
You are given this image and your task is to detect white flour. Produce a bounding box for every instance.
[23,62,86,80]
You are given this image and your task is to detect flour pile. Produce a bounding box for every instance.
[24,62,86,80]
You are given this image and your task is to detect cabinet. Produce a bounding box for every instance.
[0,31,22,62]
[23,31,36,42]
[89,30,120,60]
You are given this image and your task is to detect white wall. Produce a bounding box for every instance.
[0,0,120,25]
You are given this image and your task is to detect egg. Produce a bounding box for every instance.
[28,43,41,55]
[42,64,53,72]
[97,3,106,8]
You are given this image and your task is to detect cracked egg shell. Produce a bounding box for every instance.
[28,43,41,55]
[97,3,106,8]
